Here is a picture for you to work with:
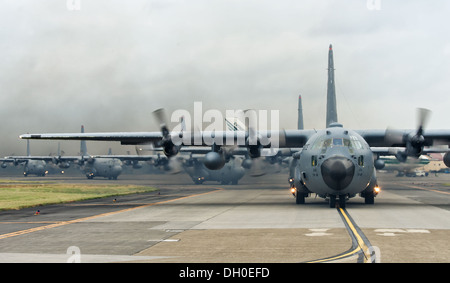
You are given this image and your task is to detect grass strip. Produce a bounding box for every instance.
[0,182,157,211]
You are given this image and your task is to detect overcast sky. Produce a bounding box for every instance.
[0,0,449,155]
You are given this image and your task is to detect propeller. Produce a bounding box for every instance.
[153,108,179,157]
[407,108,431,157]
[385,108,432,161]
[411,108,431,146]
[417,108,431,134]
[243,109,262,158]
[248,157,266,177]
[153,108,171,139]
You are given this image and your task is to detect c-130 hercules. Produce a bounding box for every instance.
[20,44,450,208]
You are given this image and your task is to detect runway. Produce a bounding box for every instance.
[0,171,449,263]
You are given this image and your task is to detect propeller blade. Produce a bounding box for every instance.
[249,157,266,177]
[153,108,170,137]
[416,108,431,135]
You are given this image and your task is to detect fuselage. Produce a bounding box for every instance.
[184,158,245,185]
[294,123,375,199]
[24,160,47,176]
[83,158,123,180]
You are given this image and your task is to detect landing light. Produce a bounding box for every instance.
[374,186,381,193]
[290,188,296,195]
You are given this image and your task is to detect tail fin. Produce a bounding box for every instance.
[80,125,88,156]
[326,44,338,127]
[298,95,304,130]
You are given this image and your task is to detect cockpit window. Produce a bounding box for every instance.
[333,138,343,146]
[349,135,363,150]
[310,135,364,153]
[311,137,327,151]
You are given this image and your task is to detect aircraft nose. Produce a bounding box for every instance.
[321,156,355,191]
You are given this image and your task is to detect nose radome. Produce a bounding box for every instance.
[321,156,355,191]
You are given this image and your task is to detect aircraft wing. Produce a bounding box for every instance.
[2,156,55,162]
[371,146,449,156]
[19,128,450,149]
[20,130,316,148]
[357,129,450,147]
[1,155,85,165]
[0,157,24,165]
[19,132,163,145]
[282,130,316,147]
[90,155,155,161]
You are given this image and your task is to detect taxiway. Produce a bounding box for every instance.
[0,172,449,263]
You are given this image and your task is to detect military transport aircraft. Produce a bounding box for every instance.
[7,126,154,179]
[19,44,450,207]
[1,140,48,176]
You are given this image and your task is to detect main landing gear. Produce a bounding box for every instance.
[291,186,307,204]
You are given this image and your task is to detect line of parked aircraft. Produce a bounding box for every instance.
[9,45,450,207]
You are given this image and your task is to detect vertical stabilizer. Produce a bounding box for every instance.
[326,44,338,127]
[297,95,304,130]
[80,125,88,156]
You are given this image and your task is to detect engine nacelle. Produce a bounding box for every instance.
[163,141,179,158]
[374,159,385,170]
[203,152,225,170]
[241,158,252,169]
[58,162,71,169]
[395,151,407,163]
[247,144,262,159]
[444,152,450,168]
[132,161,142,169]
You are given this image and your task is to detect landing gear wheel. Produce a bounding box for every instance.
[338,196,346,208]
[365,193,374,204]
[296,192,305,204]
[329,195,336,208]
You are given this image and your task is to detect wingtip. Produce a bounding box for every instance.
[19,134,36,139]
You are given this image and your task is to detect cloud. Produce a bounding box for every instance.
[0,0,449,155]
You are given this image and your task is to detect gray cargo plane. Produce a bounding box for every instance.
[77,128,123,179]
[182,152,245,185]
[141,144,247,185]
[7,126,153,179]
[20,44,450,207]
[142,116,247,185]
[1,140,48,176]
[2,127,123,179]
[70,126,155,179]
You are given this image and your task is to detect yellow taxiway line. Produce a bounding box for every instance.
[0,188,222,241]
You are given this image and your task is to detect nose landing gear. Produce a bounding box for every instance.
[329,195,347,208]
